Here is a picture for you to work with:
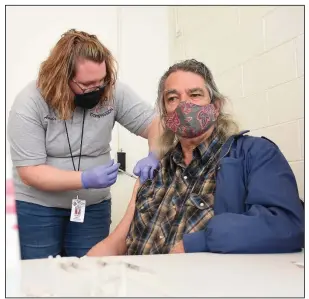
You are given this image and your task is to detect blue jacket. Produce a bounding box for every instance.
[183,130,304,253]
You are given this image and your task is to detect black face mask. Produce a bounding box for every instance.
[74,86,105,109]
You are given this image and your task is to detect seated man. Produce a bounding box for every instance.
[88,59,304,256]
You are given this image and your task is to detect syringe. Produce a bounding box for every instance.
[118,168,138,179]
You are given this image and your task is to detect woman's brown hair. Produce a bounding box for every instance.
[37,29,117,119]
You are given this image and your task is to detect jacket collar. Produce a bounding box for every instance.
[219,130,250,159]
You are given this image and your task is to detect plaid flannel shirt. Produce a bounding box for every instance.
[126,134,224,255]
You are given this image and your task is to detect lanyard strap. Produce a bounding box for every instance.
[64,109,86,171]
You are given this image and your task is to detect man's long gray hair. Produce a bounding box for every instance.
[156,59,239,158]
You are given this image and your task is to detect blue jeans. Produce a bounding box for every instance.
[16,200,111,260]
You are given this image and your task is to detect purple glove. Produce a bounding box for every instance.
[81,160,120,189]
[133,152,159,184]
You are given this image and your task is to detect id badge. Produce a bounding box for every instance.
[70,196,86,223]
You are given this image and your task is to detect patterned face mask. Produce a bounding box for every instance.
[165,101,217,138]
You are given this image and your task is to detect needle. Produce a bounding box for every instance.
[118,168,138,179]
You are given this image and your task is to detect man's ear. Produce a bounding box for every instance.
[213,99,221,117]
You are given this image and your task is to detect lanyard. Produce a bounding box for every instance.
[64,109,86,171]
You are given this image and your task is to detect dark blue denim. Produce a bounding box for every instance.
[16,199,111,260]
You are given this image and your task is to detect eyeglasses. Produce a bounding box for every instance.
[72,79,108,94]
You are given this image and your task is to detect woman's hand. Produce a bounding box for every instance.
[81,160,120,189]
[133,152,159,183]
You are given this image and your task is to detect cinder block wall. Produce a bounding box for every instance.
[169,6,304,199]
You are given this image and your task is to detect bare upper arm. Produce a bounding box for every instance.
[114,179,141,234]
[86,179,141,257]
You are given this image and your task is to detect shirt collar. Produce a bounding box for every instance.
[171,130,222,165]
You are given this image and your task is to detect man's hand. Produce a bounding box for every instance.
[170,241,185,254]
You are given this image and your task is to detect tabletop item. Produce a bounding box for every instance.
[20,251,304,297]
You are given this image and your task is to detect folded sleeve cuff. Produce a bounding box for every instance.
[183,231,210,253]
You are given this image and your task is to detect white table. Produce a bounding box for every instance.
[19,251,304,297]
